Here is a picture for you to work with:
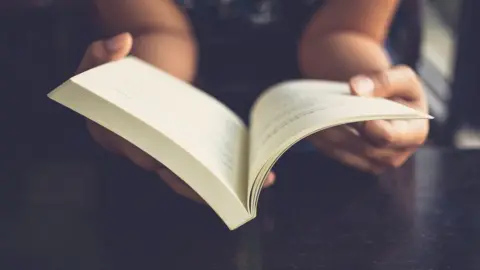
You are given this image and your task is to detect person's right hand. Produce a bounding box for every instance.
[76,33,275,202]
[309,66,428,174]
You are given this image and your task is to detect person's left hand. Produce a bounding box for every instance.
[309,65,429,174]
[76,33,276,203]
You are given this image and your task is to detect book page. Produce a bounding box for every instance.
[247,80,431,208]
[48,57,252,229]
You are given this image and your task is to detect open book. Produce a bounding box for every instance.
[48,56,431,230]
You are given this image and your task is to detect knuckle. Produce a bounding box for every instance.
[374,70,391,90]
[405,69,420,86]
[390,158,404,169]
[384,155,408,169]
[398,65,422,89]
[397,64,415,75]
[378,131,396,146]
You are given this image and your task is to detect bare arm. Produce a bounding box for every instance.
[299,0,400,81]
[94,0,197,82]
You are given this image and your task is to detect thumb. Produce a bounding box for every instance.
[76,32,133,74]
[349,66,422,101]
[349,75,375,97]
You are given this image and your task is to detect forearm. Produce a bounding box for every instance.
[298,0,400,81]
[299,32,391,81]
[129,31,197,82]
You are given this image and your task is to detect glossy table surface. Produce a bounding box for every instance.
[1,141,480,270]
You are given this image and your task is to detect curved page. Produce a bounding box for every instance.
[48,57,250,230]
[248,80,432,210]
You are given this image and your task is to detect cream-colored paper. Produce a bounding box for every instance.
[48,57,251,230]
[48,57,432,230]
[247,80,431,211]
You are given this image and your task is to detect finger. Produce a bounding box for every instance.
[89,121,204,203]
[361,119,429,148]
[86,120,122,154]
[314,132,413,171]
[87,120,162,171]
[76,32,133,74]
[343,125,409,165]
[350,65,424,104]
[313,136,384,174]
[384,150,414,169]
[263,172,276,188]
[310,126,385,174]
[156,168,205,204]
[120,142,164,172]
[312,126,417,170]
[312,125,416,170]
[313,126,394,161]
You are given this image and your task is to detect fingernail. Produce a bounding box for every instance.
[351,75,375,96]
[104,34,125,52]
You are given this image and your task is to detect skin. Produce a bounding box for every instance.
[80,0,428,201]
[298,0,428,173]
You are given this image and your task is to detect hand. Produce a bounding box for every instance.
[309,65,429,174]
[76,33,275,202]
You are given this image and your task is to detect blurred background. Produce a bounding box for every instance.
[389,0,479,148]
[0,0,477,149]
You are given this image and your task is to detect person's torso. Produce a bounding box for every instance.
[0,0,324,155]
[176,0,323,35]
[0,0,324,96]
[178,0,324,90]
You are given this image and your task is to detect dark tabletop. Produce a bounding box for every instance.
[1,141,480,270]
